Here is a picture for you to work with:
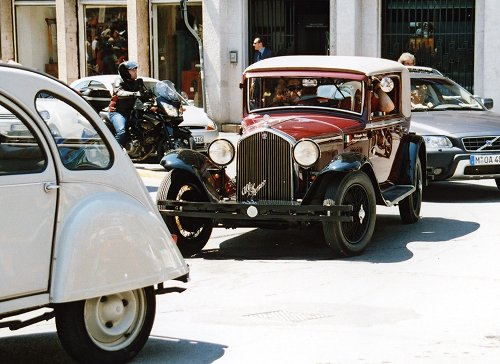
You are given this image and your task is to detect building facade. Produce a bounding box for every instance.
[1,0,499,129]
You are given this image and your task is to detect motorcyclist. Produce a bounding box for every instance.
[108,60,148,147]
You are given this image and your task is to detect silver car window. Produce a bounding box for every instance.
[35,92,111,170]
[0,104,46,175]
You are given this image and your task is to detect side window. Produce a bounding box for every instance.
[370,75,400,120]
[0,104,46,175]
[35,92,111,170]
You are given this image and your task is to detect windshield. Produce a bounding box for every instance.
[410,77,483,111]
[247,76,364,114]
[155,80,180,102]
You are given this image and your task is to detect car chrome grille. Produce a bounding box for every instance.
[462,136,500,152]
[237,131,293,201]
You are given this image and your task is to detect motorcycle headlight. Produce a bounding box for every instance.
[293,139,320,167]
[423,135,453,149]
[161,101,179,117]
[208,139,235,166]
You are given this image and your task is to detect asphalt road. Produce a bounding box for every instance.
[2,136,500,363]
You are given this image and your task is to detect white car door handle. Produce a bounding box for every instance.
[44,182,60,193]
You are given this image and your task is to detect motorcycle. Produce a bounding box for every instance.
[101,80,196,163]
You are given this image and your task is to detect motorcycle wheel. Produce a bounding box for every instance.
[156,137,191,163]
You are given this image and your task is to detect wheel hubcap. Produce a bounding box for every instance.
[84,289,146,350]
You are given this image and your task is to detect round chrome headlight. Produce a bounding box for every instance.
[208,139,235,166]
[293,139,320,168]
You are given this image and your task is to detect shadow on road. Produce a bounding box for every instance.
[424,181,500,203]
[197,215,479,264]
[0,332,226,364]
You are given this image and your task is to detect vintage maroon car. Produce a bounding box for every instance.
[156,56,426,257]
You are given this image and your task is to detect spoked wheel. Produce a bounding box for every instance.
[156,171,213,257]
[399,156,423,224]
[322,171,376,257]
[55,287,155,364]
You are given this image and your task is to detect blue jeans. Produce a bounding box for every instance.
[109,112,127,147]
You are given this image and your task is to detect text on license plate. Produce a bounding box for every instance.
[470,154,500,166]
[193,135,204,143]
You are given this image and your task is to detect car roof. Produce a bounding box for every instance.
[70,75,159,93]
[406,66,444,77]
[245,55,408,76]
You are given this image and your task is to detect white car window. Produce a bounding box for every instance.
[35,92,111,170]
[0,104,46,175]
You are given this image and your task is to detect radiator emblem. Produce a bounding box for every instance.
[242,180,267,198]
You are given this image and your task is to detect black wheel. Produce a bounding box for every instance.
[322,171,376,257]
[399,156,423,224]
[156,171,213,257]
[495,178,500,192]
[55,287,155,364]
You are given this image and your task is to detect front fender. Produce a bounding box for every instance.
[160,149,222,201]
[50,191,188,303]
[302,152,370,204]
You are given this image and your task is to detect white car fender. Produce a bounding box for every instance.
[50,191,188,303]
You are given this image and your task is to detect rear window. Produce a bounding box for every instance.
[35,92,111,170]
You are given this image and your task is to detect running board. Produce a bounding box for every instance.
[381,185,415,206]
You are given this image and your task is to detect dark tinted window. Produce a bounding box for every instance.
[0,104,46,175]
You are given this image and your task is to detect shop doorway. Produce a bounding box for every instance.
[248,0,329,64]
[152,3,202,106]
[15,5,57,76]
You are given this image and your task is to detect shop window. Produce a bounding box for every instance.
[85,6,128,76]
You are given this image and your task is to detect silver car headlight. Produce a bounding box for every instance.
[208,139,235,166]
[293,139,320,167]
[423,135,453,149]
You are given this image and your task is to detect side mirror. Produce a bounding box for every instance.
[379,77,394,93]
[482,98,494,110]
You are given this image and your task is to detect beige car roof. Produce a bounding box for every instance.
[245,55,407,76]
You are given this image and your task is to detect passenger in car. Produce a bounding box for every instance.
[411,86,433,109]
[372,79,395,114]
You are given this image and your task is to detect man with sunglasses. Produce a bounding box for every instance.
[252,37,273,63]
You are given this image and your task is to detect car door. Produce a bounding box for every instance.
[0,96,57,300]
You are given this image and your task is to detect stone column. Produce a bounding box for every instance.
[127,0,150,76]
[204,0,245,129]
[334,0,379,57]
[0,0,15,61]
[475,0,500,112]
[55,0,79,83]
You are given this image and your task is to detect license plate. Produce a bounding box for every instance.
[193,135,204,143]
[470,154,500,166]
[11,123,28,131]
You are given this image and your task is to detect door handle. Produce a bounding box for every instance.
[44,182,60,193]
